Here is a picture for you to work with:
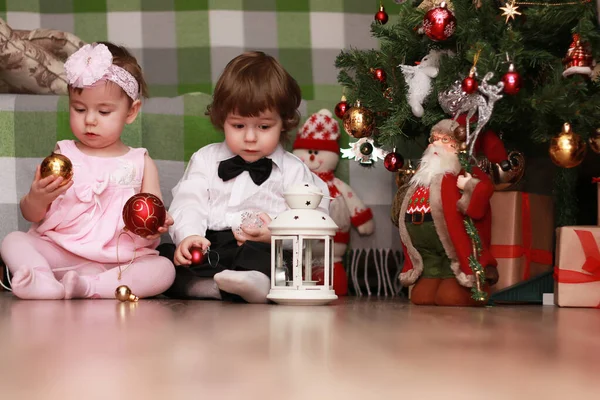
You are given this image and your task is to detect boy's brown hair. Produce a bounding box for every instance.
[207,51,302,141]
[68,41,149,101]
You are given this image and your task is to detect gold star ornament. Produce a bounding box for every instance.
[500,0,522,24]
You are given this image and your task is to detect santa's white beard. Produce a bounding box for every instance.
[410,143,461,187]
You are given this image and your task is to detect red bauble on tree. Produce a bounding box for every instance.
[122,193,166,237]
[423,1,456,42]
[334,95,349,119]
[384,151,404,172]
[374,4,388,24]
[461,75,478,94]
[372,67,386,83]
[502,63,522,95]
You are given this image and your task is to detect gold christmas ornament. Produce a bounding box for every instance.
[589,128,600,154]
[499,0,522,24]
[115,285,139,302]
[342,100,375,139]
[549,123,586,168]
[395,160,416,188]
[40,153,73,184]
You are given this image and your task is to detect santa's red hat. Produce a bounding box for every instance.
[454,114,508,164]
[293,109,340,153]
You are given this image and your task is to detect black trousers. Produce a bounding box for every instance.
[158,229,272,300]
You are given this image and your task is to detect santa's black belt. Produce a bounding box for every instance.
[405,211,433,224]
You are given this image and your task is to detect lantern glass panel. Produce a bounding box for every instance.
[273,238,295,287]
[301,237,328,287]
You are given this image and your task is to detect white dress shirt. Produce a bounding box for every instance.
[169,142,330,245]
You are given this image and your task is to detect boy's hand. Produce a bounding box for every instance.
[144,212,174,241]
[234,213,272,245]
[174,235,211,266]
[27,165,73,208]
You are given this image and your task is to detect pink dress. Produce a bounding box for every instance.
[30,140,159,263]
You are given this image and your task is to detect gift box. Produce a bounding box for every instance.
[554,226,600,308]
[489,192,554,292]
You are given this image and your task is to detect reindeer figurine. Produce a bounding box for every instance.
[439,71,504,157]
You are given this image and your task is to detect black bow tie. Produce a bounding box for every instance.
[218,155,273,186]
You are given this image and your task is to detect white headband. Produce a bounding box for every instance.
[64,43,140,101]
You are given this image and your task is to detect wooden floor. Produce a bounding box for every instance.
[0,292,599,399]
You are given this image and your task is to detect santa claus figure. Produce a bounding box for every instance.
[292,109,375,296]
[397,119,501,306]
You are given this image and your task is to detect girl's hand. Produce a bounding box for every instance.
[27,165,73,208]
[174,235,211,266]
[234,213,272,245]
[145,212,174,241]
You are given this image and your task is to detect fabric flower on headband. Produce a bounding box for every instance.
[64,43,140,100]
[65,44,112,87]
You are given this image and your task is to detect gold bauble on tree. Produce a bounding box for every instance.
[342,100,375,139]
[588,128,600,154]
[40,153,73,184]
[549,123,586,168]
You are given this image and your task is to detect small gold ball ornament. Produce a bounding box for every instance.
[115,285,139,302]
[549,123,586,168]
[395,160,416,188]
[588,128,600,154]
[40,153,73,184]
[342,100,375,139]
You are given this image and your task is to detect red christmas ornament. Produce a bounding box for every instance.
[190,247,205,264]
[334,96,349,119]
[372,68,386,83]
[374,5,389,25]
[502,63,522,95]
[384,151,404,172]
[422,1,456,42]
[461,75,478,94]
[122,193,166,237]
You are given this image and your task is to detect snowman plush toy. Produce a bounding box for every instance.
[292,109,375,296]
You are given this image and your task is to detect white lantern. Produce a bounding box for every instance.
[267,183,338,306]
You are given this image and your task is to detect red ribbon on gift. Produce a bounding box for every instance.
[490,193,553,280]
[554,230,600,309]
[554,229,600,283]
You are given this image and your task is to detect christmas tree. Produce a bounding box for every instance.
[335,0,600,227]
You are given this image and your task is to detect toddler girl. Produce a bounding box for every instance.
[0,42,175,299]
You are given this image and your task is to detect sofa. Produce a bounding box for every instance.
[0,1,406,294]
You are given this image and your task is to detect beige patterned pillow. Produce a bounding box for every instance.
[0,18,70,95]
[13,28,85,62]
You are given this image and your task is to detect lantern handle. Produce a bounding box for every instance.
[309,191,333,200]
